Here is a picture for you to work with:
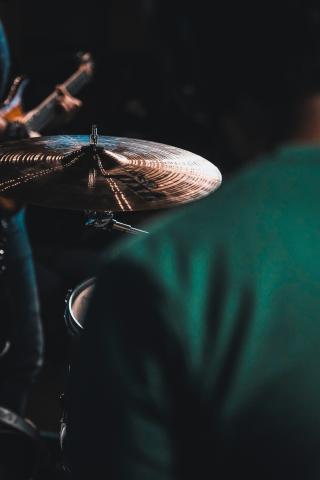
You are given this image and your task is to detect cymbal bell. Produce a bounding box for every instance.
[0,130,222,211]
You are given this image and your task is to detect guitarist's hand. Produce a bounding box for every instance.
[0,115,7,135]
[0,196,23,216]
[28,130,41,138]
[55,85,82,124]
[0,116,34,140]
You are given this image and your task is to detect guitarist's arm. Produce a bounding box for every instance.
[0,52,93,137]
[0,87,83,141]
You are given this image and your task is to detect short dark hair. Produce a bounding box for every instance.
[175,4,320,107]
[158,2,320,161]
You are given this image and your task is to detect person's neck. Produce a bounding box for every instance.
[292,95,320,144]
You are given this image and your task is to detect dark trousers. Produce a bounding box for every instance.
[0,209,44,415]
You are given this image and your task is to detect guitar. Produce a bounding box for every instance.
[0,52,94,134]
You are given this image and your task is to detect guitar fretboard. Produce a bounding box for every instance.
[23,67,91,133]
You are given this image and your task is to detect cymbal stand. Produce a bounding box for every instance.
[85,126,149,235]
[84,210,149,235]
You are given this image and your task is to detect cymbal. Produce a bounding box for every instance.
[0,130,222,211]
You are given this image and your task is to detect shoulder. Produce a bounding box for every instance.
[100,144,320,273]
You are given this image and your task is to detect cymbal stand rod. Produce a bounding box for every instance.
[90,124,98,146]
[84,210,149,235]
[111,219,149,235]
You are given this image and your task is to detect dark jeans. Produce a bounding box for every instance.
[0,209,44,415]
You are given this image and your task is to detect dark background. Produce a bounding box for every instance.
[0,0,228,432]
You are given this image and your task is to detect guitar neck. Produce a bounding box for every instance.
[23,67,90,133]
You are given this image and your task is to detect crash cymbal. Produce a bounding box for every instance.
[0,127,222,211]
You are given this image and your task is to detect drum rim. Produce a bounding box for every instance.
[67,277,96,333]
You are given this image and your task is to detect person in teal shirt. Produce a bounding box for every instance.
[66,3,320,479]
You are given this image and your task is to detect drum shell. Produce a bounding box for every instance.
[64,277,95,336]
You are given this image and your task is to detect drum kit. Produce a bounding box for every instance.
[0,124,222,334]
[0,125,222,471]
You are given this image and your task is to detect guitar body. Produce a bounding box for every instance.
[0,76,28,121]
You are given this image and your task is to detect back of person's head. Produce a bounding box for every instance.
[158,1,320,164]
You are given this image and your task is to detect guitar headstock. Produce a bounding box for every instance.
[77,51,94,77]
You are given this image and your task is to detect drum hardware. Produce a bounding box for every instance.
[84,210,149,235]
[90,123,98,145]
[0,125,222,211]
[61,277,96,472]
[60,276,97,475]
[0,406,41,443]
[65,277,95,337]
